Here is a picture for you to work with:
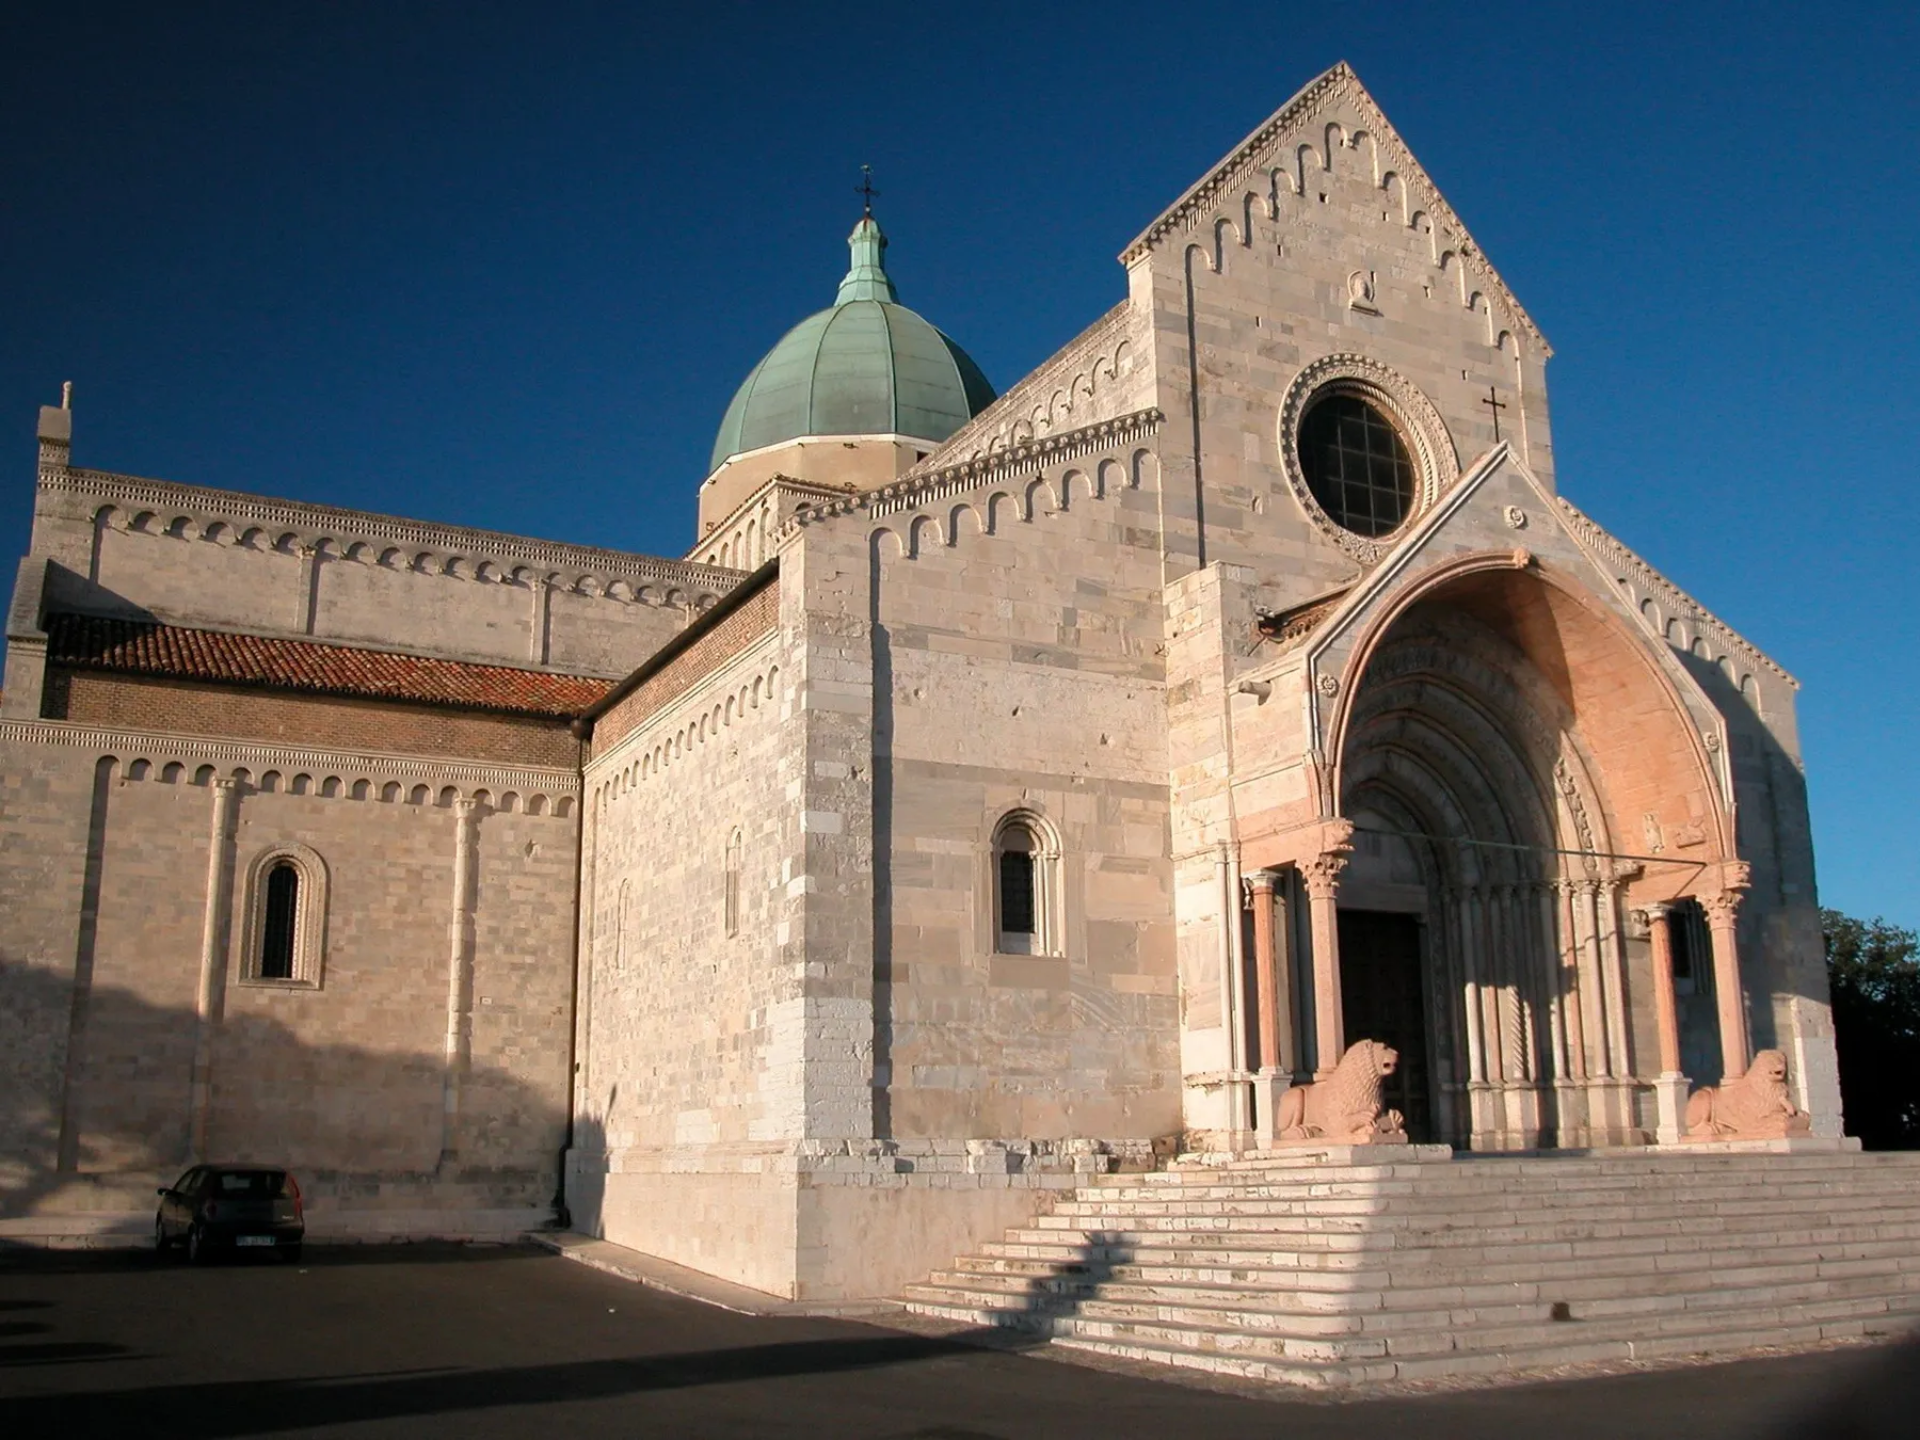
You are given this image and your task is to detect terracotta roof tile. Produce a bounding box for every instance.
[45,614,611,719]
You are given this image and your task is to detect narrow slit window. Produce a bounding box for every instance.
[260,862,299,979]
[998,845,1035,936]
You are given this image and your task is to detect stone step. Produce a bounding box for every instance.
[1018,1213,1920,1249]
[906,1262,1920,1342]
[905,1151,1920,1388]
[1149,1154,1914,1183]
[904,1279,1920,1376]
[982,1229,1920,1286]
[1054,1304,1915,1388]
[1036,1200,1920,1231]
[905,1288,1920,1387]
[1046,1180,1920,1214]
[951,1235,1920,1298]
[1080,1173,1920,1203]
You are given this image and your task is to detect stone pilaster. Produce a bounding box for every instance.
[188,776,238,1161]
[440,796,479,1166]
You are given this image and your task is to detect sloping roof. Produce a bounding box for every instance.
[45,614,611,719]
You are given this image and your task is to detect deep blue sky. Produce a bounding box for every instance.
[3,3,1914,926]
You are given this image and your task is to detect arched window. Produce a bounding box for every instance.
[724,829,743,937]
[992,812,1059,956]
[240,845,329,987]
[260,863,299,979]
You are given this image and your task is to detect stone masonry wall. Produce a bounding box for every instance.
[0,720,578,1233]
[834,444,1183,1145]
[571,618,797,1288]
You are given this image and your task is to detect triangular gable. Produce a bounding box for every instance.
[1300,445,1731,780]
[1121,62,1548,355]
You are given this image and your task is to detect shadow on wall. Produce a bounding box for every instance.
[0,959,567,1226]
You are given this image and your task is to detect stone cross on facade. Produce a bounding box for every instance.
[1481,383,1507,441]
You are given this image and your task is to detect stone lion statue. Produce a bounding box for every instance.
[1278,1039,1407,1144]
[1685,1049,1812,1140]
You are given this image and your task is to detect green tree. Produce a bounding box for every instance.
[1824,908,1920,1149]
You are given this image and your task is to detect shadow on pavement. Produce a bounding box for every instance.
[1765,1335,1920,1439]
[0,1333,998,1436]
[0,1240,548,1276]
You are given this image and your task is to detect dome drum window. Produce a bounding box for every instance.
[1278,355,1458,564]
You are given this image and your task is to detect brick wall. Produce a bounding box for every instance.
[46,670,580,769]
[592,578,780,753]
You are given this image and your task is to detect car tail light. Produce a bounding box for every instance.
[286,1173,303,1222]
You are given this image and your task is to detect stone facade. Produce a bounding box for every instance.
[1,63,1843,1298]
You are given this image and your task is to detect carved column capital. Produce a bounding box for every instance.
[1299,849,1349,900]
[1245,868,1279,900]
[1699,889,1743,927]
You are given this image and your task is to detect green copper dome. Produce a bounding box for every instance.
[710,216,996,471]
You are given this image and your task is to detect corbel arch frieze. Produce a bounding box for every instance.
[2,720,578,816]
[55,470,734,610]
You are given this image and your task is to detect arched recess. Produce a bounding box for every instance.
[1326,557,1731,889]
[237,842,330,987]
[1318,557,1733,1149]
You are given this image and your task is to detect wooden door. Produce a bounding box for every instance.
[1337,910,1433,1143]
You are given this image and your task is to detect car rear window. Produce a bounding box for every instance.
[211,1170,289,1196]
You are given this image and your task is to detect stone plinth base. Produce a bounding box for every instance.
[1656,1135,1864,1154]
[571,1136,1163,1303]
[1183,1142,1455,1168]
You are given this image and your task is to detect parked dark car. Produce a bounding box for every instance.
[155,1165,304,1263]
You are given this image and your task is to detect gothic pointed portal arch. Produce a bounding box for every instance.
[1327,559,1735,1150]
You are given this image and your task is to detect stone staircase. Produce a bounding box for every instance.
[901,1148,1920,1387]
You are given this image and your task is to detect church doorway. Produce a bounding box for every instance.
[1323,564,1735,1150]
[1337,909,1433,1142]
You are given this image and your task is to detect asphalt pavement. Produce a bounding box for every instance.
[0,1243,1913,1439]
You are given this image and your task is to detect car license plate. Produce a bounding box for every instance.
[235,1235,275,1247]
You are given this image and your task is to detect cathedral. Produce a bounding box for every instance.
[1,64,1843,1301]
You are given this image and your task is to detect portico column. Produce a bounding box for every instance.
[1701,887,1752,1082]
[1249,870,1281,1071]
[1643,903,1689,1143]
[1555,879,1588,1081]
[1301,849,1350,1078]
[1248,870,1292,1144]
